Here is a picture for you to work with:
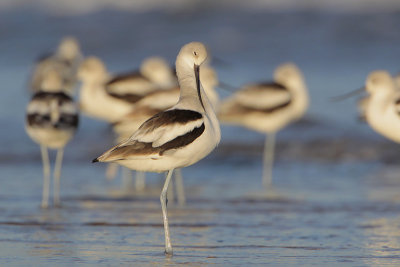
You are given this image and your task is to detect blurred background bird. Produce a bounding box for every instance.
[218,63,309,189]
[25,69,79,208]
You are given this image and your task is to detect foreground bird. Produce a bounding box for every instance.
[93,42,220,255]
[218,63,308,189]
[110,64,220,202]
[31,37,82,95]
[364,71,400,142]
[26,70,79,208]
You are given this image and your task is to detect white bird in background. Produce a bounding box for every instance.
[218,63,309,189]
[111,64,220,202]
[31,37,82,96]
[78,56,177,123]
[93,42,221,255]
[364,71,400,143]
[25,70,79,208]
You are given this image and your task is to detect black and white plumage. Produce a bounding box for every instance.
[26,71,79,208]
[31,37,82,96]
[98,109,205,170]
[93,42,220,255]
[218,63,308,189]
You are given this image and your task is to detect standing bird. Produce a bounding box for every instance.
[93,42,221,255]
[26,70,79,208]
[31,37,82,96]
[111,65,220,201]
[218,63,308,189]
[364,71,400,142]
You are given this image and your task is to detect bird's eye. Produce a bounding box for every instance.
[193,51,198,56]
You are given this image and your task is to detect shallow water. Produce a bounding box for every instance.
[2,6,400,266]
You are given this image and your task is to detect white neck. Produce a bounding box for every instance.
[175,62,221,140]
[285,80,309,119]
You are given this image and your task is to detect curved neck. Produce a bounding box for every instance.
[176,62,204,110]
[175,62,220,140]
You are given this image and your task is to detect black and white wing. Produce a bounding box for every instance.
[234,82,292,111]
[26,92,79,131]
[105,71,159,103]
[95,109,204,162]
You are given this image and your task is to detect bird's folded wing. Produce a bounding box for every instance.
[105,72,158,96]
[98,109,204,161]
[235,82,292,110]
[134,87,180,110]
[131,109,204,146]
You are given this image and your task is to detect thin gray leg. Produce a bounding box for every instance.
[174,169,185,206]
[40,145,50,209]
[262,133,276,189]
[160,169,174,255]
[167,176,175,205]
[105,163,119,180]
[135,171,146,191]
[122,167,133,189]
[53,148,64,207]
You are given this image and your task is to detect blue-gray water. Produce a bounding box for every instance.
[1,7,400,266]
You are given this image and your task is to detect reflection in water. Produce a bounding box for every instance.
[28,210,77,260]
[363,217,400,266]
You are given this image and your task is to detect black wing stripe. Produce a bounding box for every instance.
[113,123,205,158]
[108,92,143,104]
[32,91,73,103]
[27,113,79,129]
[158,123,205,155]
[139,109,203,134]
[106,71,146,85]
[257,81,287,90]
[233,100,291,114]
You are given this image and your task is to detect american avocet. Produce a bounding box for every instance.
[218,63,308,189]
[93,42,220,255]
[31,37,82,96]
[26,70,79,208]
[364,71,400,142]
[111,65,220,201]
